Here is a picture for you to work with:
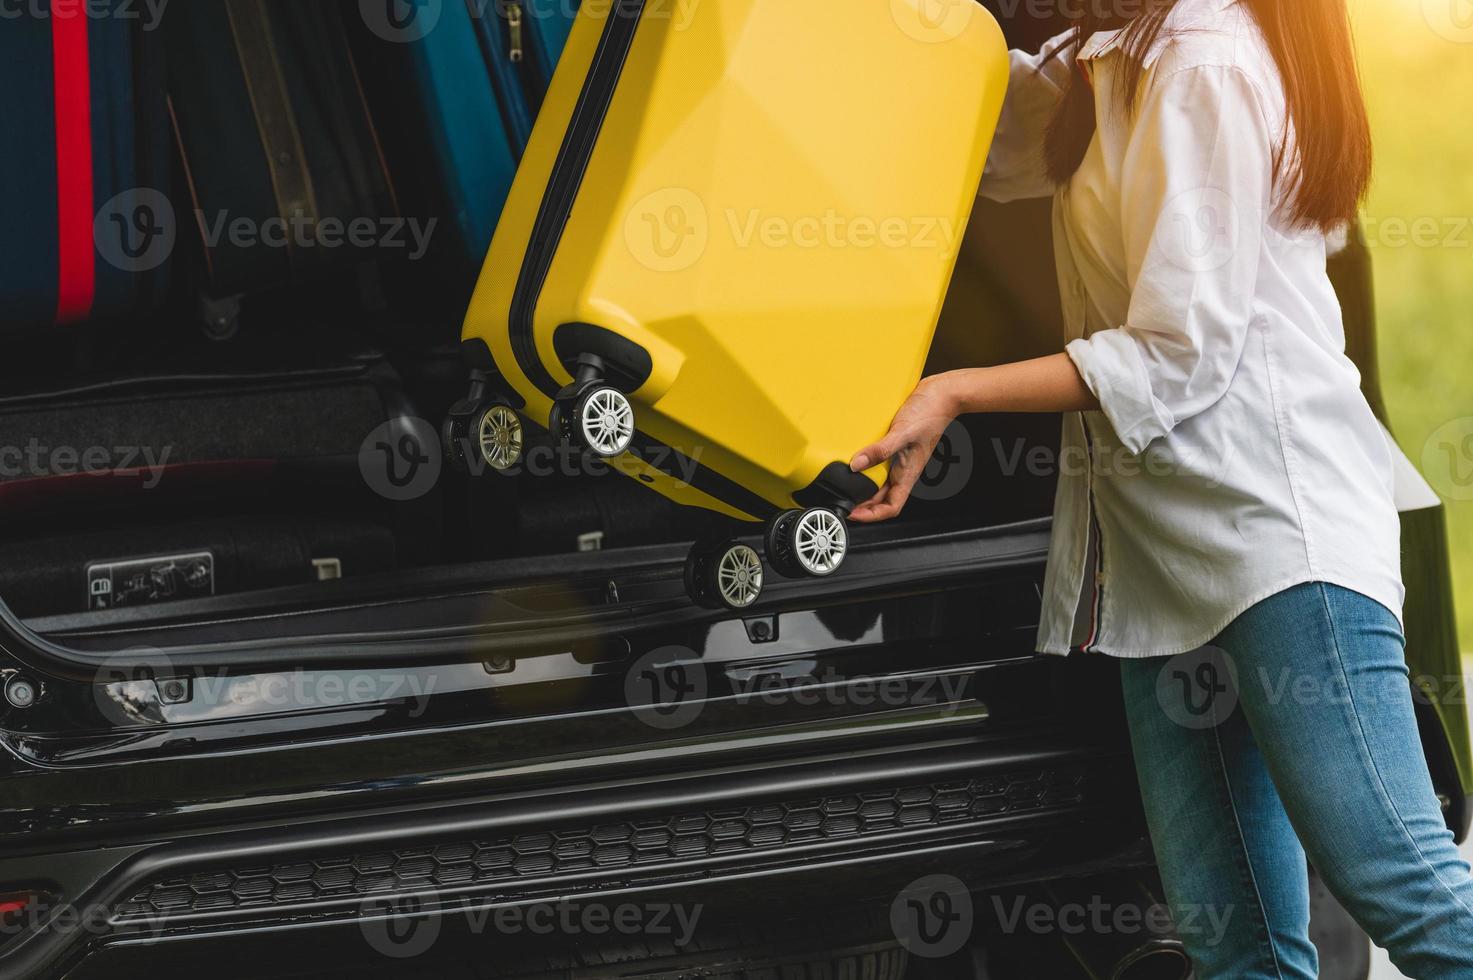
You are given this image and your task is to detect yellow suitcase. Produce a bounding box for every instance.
[452,0,1008,608]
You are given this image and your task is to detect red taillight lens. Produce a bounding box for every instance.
[0,891,44,930]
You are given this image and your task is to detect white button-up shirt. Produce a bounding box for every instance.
[981,0,1403,657]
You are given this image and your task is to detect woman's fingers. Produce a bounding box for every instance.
[850,476,913,523]
[850,430,906,473]
[851,494,901,523]
[850,378,957,521]
[849,480,892,523]
[850,432,934,524]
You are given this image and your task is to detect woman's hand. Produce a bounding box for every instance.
[848,376,958,523]
[846,357,1097,523]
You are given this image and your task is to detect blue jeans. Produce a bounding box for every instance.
[1121,582,1473,978]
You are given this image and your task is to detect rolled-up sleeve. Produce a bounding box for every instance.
[1066,64,1274,455]
[979,31,1074,203]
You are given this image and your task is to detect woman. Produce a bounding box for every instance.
[850,0,1473,975]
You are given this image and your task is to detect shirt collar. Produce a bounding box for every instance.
[1077,26,1129,65]
[1075,0,1238,67]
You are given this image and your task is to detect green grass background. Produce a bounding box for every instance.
[1352,0,1473,654]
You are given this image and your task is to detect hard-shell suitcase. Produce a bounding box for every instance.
[394,0,578,266]
[453,0,1008,608]
[167,0,399,335]
[0,0,171,328]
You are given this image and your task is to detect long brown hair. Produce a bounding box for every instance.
[1042,0,1372,232]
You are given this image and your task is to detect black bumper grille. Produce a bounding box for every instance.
[116,765,1090,921]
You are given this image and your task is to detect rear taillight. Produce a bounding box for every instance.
[0,890,51,935]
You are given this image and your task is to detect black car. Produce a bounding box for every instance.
[0,2,1466,979]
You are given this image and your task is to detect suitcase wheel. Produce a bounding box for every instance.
[767,507,848,578]
[764,509,804,578]
[685,540,764,610]
[475,404,525,471]
[443,400,524,474]
[562,384,636,459]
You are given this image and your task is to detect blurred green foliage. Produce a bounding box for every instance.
[1353,0,1473,653]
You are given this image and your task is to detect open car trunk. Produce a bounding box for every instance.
[0,0,1073,673]
[0,220,1065,678]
